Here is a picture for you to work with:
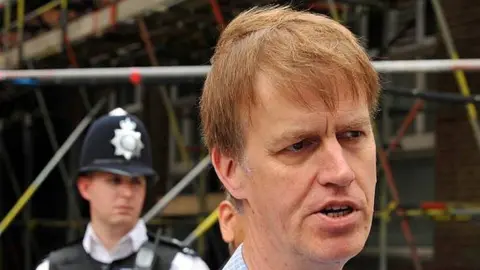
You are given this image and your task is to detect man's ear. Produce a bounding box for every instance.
[77,176,92,201]
[211,147,246,199]
[218,200,236,243]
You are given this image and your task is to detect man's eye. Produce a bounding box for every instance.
[110,176,122,185]
[286,140,314,152]
[338,131,363,140]
[131,177,142,185]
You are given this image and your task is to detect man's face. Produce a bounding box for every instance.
[78,172,146,229]
[218,74,377,266]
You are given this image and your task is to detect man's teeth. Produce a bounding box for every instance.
[325,206,349,211]
[325,209,351,217]
[321,206,354,218]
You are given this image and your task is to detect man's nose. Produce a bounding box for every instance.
[315,140,355,187]
[118,182,134,197]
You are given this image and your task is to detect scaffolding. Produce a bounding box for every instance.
[1,0,480,270]
[0,59,479,268]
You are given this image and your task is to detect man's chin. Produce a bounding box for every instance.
[306,235,366,265]
[110,215,137,227]
[325,245,362,263]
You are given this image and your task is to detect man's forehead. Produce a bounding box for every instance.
[252,72,367,115]
[251,93,368,124]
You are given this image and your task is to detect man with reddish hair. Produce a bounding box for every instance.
[200,5,380,270]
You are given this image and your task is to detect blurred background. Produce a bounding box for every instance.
[0,0,478,269]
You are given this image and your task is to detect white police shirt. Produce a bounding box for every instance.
[36,220,210,270]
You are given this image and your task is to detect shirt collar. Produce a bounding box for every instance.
[222,243,248,270]
[82,219,149,257]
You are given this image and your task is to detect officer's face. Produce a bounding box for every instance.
[78,172,146,229]
[212,74,377,268]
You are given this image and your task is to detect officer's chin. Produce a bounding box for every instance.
[110,214,137,226]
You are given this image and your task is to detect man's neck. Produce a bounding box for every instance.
[90,219,135,251]
[242,236,344,270]
[241,212,344,270]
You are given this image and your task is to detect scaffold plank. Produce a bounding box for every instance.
[0,0,188,68]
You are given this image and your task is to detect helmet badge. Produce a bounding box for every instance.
[110,117,144,160]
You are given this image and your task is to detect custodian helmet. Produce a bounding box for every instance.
[77,108,157,181]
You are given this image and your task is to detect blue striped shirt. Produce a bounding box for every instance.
[222,244,248,270]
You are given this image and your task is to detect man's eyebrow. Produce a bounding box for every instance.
[336,116,372,131]
[266,117,371,148]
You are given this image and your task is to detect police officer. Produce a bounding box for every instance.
[36,108,210,270]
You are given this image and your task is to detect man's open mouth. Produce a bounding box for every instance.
[319,206,354,218]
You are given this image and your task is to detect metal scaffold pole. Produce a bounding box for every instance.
[16,0,25,65]
[375,123,423,270]
[137,16,212,252]
[57,0,91,111]
[142,156,211,223]
[2,0,11,67]
[8,0,61,32]
[22,114,33,270]
[0,123,23,205]
[136,18,201,230]
[2,59,480,84]
[430,0,480,151]
[378,6,395,269]
[137,19,192,169]
[137,17,211,252]
[182,206,219,246]
[415,0,427,137]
